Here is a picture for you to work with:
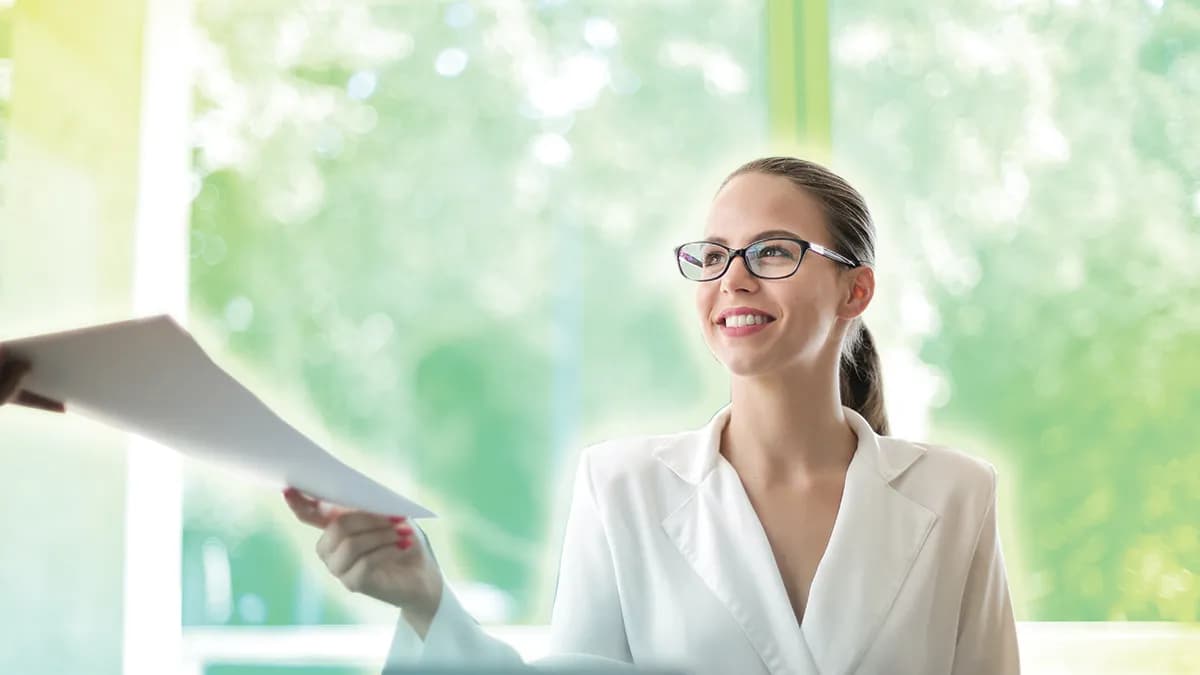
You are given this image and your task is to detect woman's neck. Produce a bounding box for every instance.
[721,362,858,488]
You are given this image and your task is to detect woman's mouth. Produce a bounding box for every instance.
[716,313,777,337]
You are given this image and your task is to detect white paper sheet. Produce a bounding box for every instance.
[4,314,435,518]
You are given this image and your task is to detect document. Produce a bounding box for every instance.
[3,315,434,518]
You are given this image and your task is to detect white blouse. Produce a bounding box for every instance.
[386,405,1021,674]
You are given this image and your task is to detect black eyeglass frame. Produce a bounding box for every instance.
[673,236,863,282]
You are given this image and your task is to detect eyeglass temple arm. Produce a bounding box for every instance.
[808,242,861,268]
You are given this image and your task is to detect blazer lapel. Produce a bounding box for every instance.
[657,407,821,675]
[800,408,938,675]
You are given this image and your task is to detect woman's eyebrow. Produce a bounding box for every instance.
[707,229,799,245]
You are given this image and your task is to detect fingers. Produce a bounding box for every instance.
[341,541,412,594]
[283,487,423,600]
[324,520,414,577]
[0,356,64,413]
[0,358,30,404]
[283,487,336,529]
[15,390,65,413]
[316,511,408,558]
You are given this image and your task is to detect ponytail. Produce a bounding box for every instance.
[840,321,889,436]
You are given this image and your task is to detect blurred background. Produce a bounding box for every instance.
[1,0,1198,673]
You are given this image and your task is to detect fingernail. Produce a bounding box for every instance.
[397,538,412,550]
[388,516,407,524]
[395,526,413,535]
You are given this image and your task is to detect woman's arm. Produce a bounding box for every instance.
[951,467,1020,674]
[385,446,633,667]
[546,446,632,660]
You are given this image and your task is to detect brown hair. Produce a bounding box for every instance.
[722,156,890,436]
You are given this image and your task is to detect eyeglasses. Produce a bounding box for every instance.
[674,237,861,282]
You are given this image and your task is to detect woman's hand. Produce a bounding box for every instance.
[282,487,444,637]
[0,345,65,412]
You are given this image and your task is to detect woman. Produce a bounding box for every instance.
[0,157,1020,674]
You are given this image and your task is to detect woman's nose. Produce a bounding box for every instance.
[720,253,758,293]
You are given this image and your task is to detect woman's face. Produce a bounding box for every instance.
[695,172,868,378]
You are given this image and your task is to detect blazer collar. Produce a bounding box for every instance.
[655,404,936,675]
[652,404,926,487]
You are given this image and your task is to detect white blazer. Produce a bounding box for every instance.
[386,405,1020,674]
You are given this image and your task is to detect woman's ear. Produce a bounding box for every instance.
[839,266,874,320]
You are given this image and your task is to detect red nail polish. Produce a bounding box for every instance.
[395,526,413,535]
[388,516,407,524]
[398,538,412,550]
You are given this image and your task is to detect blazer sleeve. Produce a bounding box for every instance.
[951,466,1021,675]
[383,446,633,670]
[545,446,633,660]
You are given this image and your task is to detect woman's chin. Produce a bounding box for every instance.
[717,352,780,379]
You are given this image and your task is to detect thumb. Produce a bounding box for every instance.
[283,487,346,529]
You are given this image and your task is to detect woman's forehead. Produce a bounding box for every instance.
[704,172,827,244]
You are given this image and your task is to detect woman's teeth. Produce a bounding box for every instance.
[724,315,770,328]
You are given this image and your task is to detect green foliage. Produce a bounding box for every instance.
[832,0,1200,620]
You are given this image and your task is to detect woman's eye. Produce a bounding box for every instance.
[704,254,725,266]
[759,246,789,258]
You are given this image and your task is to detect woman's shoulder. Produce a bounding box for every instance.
[571,424,707,503]
[577,429,691,477]
[904,438,997,485]
[881,435,1000,517]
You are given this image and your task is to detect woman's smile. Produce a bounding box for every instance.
[719,319,775,338]
[716,307,778,338]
